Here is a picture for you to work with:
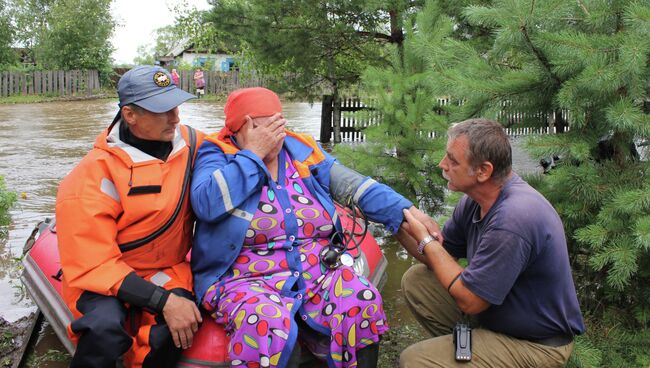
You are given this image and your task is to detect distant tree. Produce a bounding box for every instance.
[35,0,114,73]
[334,0,491,212]
[6,0,53,64]
[201,0,418,142]
[132,45,156,66]
[151,25,187,59]
[0,0,17,68]
[173,7,222,54]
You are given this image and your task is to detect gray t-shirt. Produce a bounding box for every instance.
[443,174,585,340]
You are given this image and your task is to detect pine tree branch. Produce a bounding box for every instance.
[355,31,393,43]
[576,0,590,17]
[519,24,562,86]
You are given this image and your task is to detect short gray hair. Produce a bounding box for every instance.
[448,118,512,183]
[125,103,146,114]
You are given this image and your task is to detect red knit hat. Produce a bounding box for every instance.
[221,87,282,138]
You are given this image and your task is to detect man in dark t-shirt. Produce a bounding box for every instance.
[397,118,585,367]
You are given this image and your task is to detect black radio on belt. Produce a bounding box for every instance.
[453,322,472,361]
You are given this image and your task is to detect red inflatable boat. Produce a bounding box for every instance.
[21,205,388,367]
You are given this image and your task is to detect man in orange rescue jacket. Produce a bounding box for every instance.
[56,65,205,367]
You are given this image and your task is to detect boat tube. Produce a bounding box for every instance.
[21,204,388,367]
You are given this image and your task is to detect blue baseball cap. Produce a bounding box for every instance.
[117,65,196,113]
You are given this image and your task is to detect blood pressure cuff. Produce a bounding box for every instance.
[117,272,171,314]
[329,163,373,206]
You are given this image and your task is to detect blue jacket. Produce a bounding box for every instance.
[190,131,412,302]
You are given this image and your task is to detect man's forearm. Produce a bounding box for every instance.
[395,228,430,265]
[422,241,464,293]
[423,241,490,315]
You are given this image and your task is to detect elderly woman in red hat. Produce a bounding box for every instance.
[190,87,415,368]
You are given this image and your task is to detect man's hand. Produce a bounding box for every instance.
[162,293,203,349]
[401,206,443,244]
[235,113,286,160]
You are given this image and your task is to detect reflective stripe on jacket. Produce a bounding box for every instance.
[190,130,412,303]
[55,122,205,315]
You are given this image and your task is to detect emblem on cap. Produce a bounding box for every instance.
[153,71,171,87]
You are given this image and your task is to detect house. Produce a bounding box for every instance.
[11,47,35,66]
[156,41,236,72]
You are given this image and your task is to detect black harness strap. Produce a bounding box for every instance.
[119,126,197,252]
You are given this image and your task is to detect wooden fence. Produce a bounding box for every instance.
[0,69,264,98]
[320,96,379,142]
[173,70,265,95]
[321,95,568,143]
[0,70,101,97]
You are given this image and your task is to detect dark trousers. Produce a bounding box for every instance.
[70,289,192,368]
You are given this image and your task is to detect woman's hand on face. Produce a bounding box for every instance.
[236,113,286,159]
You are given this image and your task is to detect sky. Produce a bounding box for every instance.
[110,0,211,65]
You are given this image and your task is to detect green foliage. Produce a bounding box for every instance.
[567,314,650,368]
[0,176,16,237]
[24,349,70,367]
[173,6,224,55]
[0,0,17,68]
[151,25,186,58]
[567,335,603,368]
[335,0,498,214]
[200,0,412,100]
[35,0,114,73]
[405,0,650,329]
[7,0,51,56]
[334,3,453,212]
[132,45,156,67]
[349,0,649,364]
[5,0,114,77]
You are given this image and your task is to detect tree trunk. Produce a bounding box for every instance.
[320,95,334,143]
[328,53,341,144]
[332,86,341,144]
[389,9,405,68]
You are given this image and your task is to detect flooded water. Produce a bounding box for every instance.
[0,99,540,363]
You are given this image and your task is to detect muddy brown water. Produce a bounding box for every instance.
[0,100,540,366]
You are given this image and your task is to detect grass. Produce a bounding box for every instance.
[0,91,307,105]
[0,330,17,367]
[23,349,69,367]
[378,323,427,367]
[0,93,115,104]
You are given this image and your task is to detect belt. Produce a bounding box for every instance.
[529,334,573,347]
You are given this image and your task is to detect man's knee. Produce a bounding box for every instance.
[402,264,426,292]
[401,264,442,303]
[398,344,418,368]
[70,293,131,367]
[399,340,433,368]
[399,337,453,368]
[72,292,129,340]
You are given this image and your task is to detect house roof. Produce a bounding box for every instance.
[161,38,225,58]
[165,40,190,58]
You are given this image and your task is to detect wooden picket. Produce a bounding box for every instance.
[174,70,264,95]
[0,70,101,97]
[321,95,568,143]
[0,68,271,98]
